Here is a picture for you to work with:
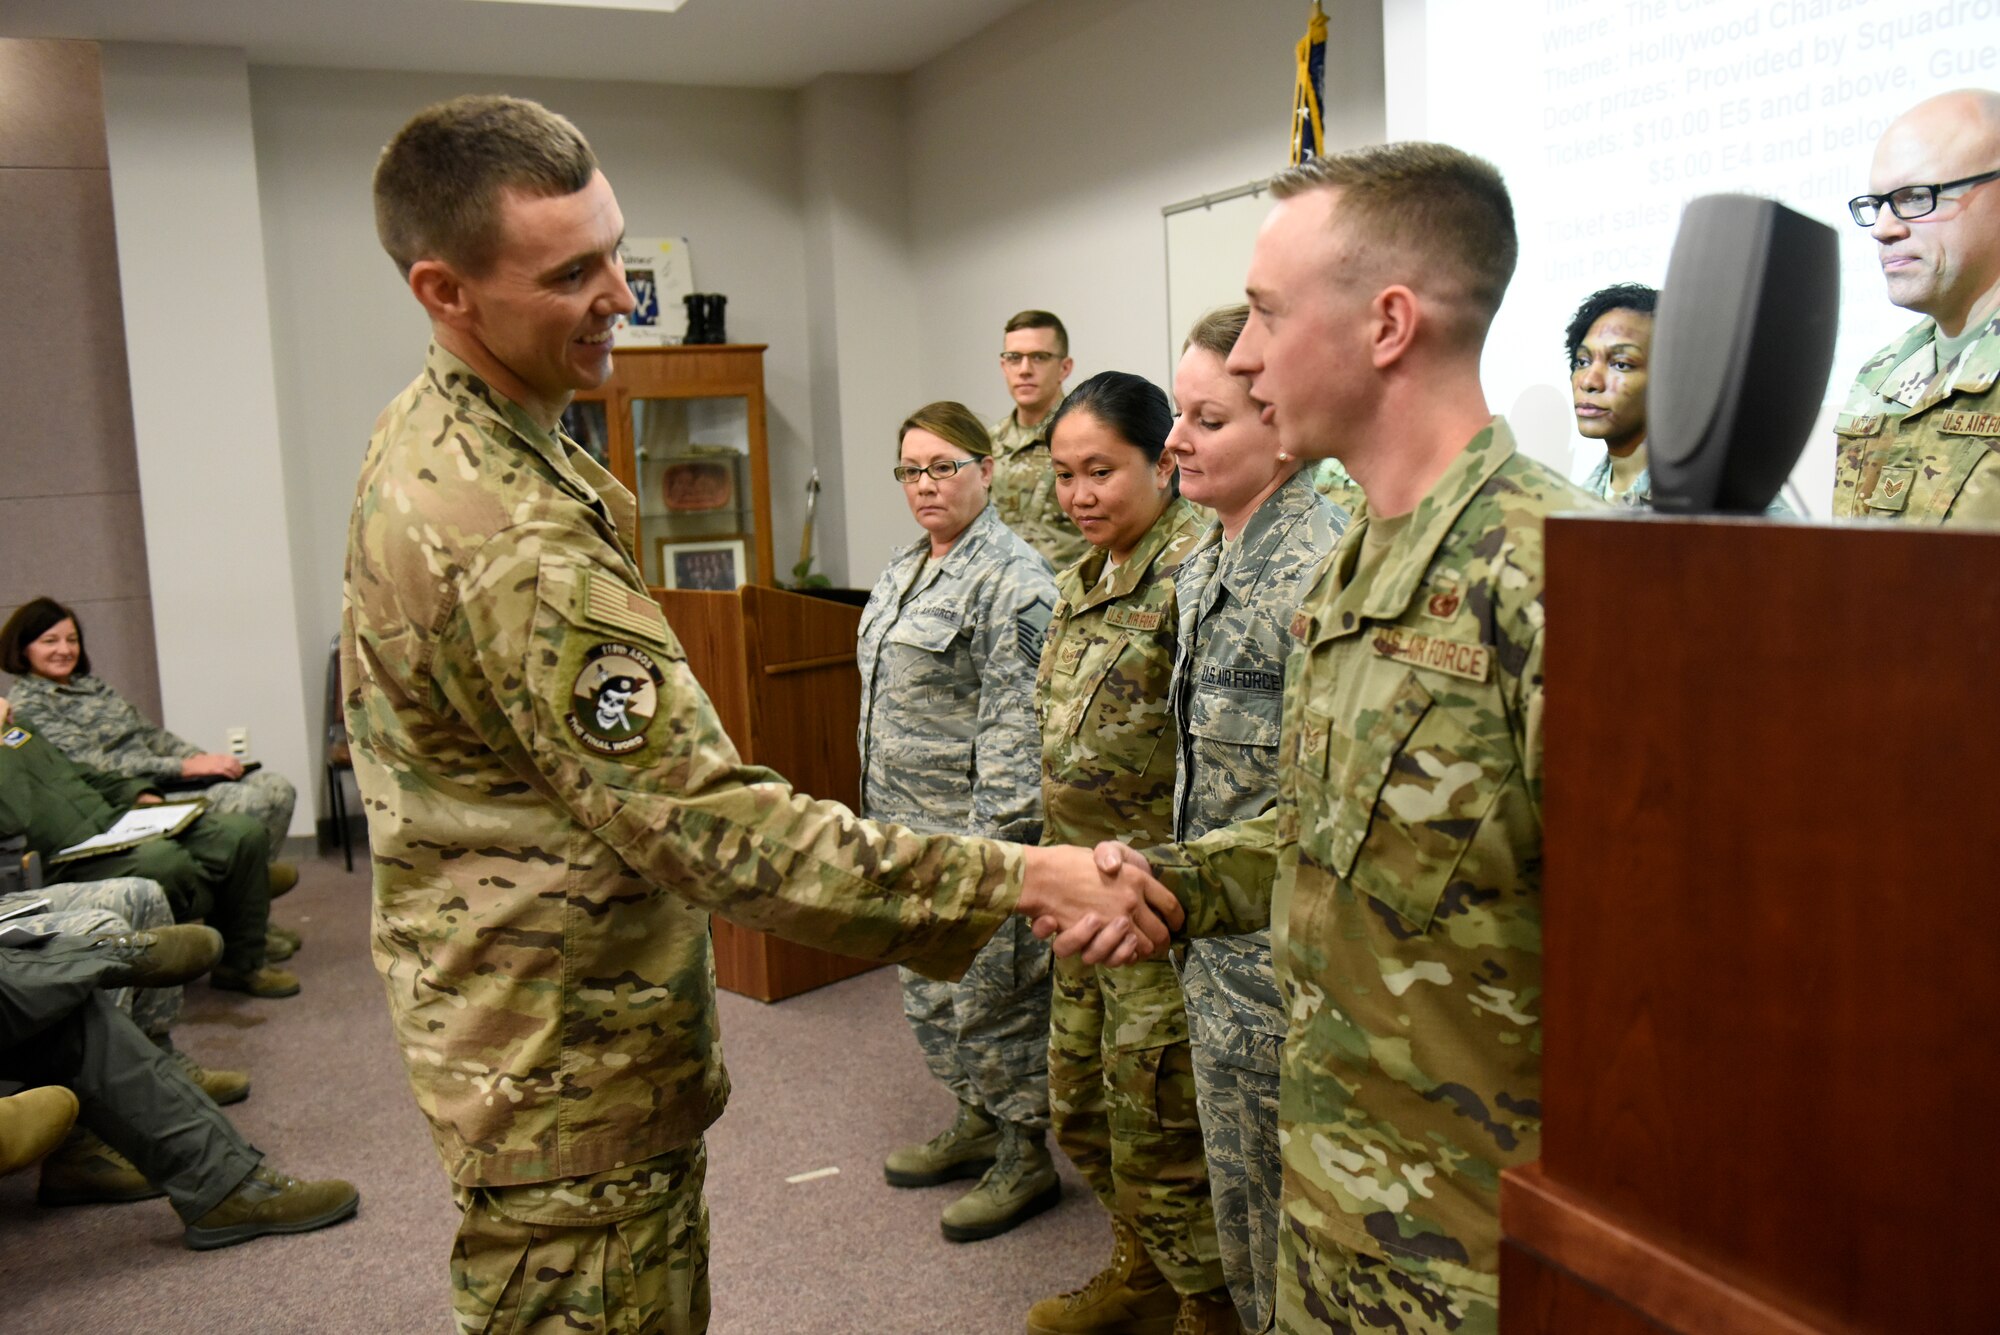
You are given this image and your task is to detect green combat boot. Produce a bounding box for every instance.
[182,1164,359,1251]
[172,1049,251,1107]
[1171,1288,1245,1335]
[266,924,302,963]
[37,1127,164,1206]
[1026,1217,1178,1335]
[884,1101,999,1188]
[939,1120,1060,1242]
[89,925,223,988]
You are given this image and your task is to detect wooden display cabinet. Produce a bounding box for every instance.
[561,345,774,590]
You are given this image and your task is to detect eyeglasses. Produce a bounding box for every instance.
[999,351,1061,367]
[1848,167,2000,226]
[893,458,982,484]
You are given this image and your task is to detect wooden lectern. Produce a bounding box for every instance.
[652,583,880,1002]
[1502,516,2000,1334]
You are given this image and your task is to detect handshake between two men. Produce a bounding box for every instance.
[1016,840,1184,965]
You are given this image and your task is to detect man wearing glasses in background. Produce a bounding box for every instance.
[991,310,1091,569]
[1833,88,2000,523]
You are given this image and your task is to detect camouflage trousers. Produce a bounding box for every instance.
[450,1141,709,1335]
[1275,1223,1498,1335]
[0,878,179,1037]
[898,914,1051,1129]
[1049,953,1223,1295]
[199,768,299,852]
[1182,936,1286,1333]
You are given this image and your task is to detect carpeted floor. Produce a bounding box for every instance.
[0,853,1113,1334]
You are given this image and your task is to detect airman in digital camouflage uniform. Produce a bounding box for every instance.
[992,310,1091,571]
[1080,145,1601,1333]
[1028,371,1237,1335]
[350,96,1176,1335]
[1165,305,1347,1334]
[858,401,1060,1241]
[1832,91,2000,524]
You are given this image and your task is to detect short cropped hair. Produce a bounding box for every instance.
[899,401,994,458]
[1269,142,1517,346]
[1004,309,1070,358]
[1,596,88,678]
[373,95,598,278]
[1183,305,1249,360]
[1563,283,1659,364]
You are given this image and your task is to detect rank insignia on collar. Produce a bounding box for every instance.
[1423,570,1464,621]
[566,642,667,756]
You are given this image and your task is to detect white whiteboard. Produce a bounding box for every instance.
[1162,181,1271,382]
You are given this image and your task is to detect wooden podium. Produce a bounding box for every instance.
[651,583,881,1002]
[1502,516,2000,1334]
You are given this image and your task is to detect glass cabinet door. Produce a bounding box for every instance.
[634,395,758,589]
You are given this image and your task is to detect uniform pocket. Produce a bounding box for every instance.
[1067,634,1168,775]
[1349,700,1514,934]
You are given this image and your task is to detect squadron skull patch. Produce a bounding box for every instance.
[566,642,666,755]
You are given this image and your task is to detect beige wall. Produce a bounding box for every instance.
[0,38,161,718]
[248,66,819,644]
[100,43,315,832]
[905,0,1386,437]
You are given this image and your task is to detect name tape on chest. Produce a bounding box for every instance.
[1937,411,2000,437]
[1198,663,1283,693]
[1370,625,1491,683]
[1104,606,1165,632]
[1836,413,1885,438]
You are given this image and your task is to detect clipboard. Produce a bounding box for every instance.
[51,801,205,864]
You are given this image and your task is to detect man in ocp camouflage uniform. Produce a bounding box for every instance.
[1086,145,1600,1333]
[1170,463,1344,1333]
[349,96,1178,1335]
[992,310,1091,570]
[1832,90,2000,523]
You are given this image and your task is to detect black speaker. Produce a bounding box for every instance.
[1647,195,1840,514]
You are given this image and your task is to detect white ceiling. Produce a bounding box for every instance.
[0,0,1039,87]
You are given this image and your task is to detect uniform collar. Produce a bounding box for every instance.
[1859,313,2000,416]
[1216,470,1324,602]
[1059,496,1203,613]
[892,503,1005,600]
[1326,418,1516,633]
[422,342,610,514]
[995,404,1057,457]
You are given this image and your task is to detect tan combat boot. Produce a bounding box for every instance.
[940,1120,1060,1242]
[884,1101,999,1188]
[37,1127,163,1205]
[1171,1288,1245,1335]
[182,1164,359,1250]
[1026,1217,1178,1335]
[0,1087,79,1176]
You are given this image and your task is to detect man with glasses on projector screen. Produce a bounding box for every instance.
[1832,88,2000,524]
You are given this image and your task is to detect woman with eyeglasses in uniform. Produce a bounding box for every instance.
[857,401,1064,1243]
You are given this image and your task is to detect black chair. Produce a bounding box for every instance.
[323,634,356,872]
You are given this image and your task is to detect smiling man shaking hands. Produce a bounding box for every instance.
[344,95,1179,1335]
